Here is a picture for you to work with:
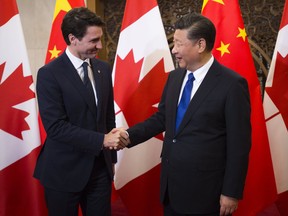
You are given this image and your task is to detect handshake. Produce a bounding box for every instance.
[103,128,130,150]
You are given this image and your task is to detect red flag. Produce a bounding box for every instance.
[39,0,86,142]
[112,0,174,215]
[264,0,288,215]
[0,0,47,215]
[202,0,278,215]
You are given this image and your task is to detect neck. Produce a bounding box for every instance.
[187,53,212,71]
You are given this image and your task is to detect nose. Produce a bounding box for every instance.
[172,45,177,54]
[96,40,103,49]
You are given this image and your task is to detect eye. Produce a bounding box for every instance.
[173,41,183,48]
[91,38,100,43]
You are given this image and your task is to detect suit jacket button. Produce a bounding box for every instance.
[172,139,176,143]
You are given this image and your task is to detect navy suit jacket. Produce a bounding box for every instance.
[127,59,251,214]
[34,52,116,192]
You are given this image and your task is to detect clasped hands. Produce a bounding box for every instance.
[103,128,130,150]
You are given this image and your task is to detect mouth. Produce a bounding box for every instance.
[174,56,182,62]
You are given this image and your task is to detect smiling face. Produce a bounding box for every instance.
[172,29,203,71]
[68,25,103,60]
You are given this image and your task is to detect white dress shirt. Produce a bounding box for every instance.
[66,48,98,105]
[178,56,214,104]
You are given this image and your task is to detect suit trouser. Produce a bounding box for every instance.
[44,161,112,216]
[163,188,223,216]
[164,204,222,216]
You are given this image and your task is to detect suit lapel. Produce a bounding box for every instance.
[61,53,98,120]
[176,61,221,133]
[171,68,187,133]
[91,59,103,120]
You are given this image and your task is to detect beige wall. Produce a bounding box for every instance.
[17,1,89,80]
[17,0,54,80]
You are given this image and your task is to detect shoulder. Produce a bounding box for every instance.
[169,67,186,78]
[212,60,246,81]
[37,54,71,83]
[38,53,66,73]
[170,67,185,74]
[90,58,111,71]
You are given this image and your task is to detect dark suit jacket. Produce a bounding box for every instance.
[127,60,251,214]
[34,52,116,192]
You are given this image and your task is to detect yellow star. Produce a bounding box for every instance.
[202,0,225,12]
[237,27,247,41]
[53,0,72,22]
[216,41,230,57]
[49,45,62,59]
[202,0,209,11]
[213,0,225,5]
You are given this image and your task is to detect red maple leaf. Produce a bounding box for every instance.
[266,52,288,130]
[0,62,35,139]
[114,50,169,140]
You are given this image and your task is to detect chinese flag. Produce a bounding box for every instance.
[263,0,288,215]
[202,0,278,215]
[39,0,86,142]
[0,0,47,215]
[45,0,85,64]
[112,0,174,215]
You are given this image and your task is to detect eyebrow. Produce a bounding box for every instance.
[90,37,101,42]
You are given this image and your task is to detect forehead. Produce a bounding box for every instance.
[84,26,103,38]
[173,29,189,41]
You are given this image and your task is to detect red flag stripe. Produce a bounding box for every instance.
[280,2,288,29]
[0,147,46,215]
[0,0,46,215]
[120,0,157,31]
[0,0,18,26]
[264,0,288,215]
[117,165,162,216]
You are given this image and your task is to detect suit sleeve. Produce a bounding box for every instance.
[104,63,117,163]
[222,76,251,199]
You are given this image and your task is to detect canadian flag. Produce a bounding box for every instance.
[263,0,288,214]
[0,0,47,215]
[112,0,174,215]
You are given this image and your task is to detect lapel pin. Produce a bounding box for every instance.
[98,70,100,73]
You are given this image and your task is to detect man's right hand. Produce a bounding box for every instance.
[103,128,129,150]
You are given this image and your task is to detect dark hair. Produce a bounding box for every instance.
[61,7,105,45]
[174,13,216,52]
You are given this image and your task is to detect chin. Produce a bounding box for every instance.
[178,63,187,69]
[88,54,97,58]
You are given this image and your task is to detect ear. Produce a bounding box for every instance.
[68,33,77,46]
[198,38,206,53]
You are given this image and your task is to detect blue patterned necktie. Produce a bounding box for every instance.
[175,73,195,131]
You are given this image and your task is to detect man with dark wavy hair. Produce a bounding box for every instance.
[34,7,126,216]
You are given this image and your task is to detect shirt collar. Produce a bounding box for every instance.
[187,56,214,82]
[65,48,90,70]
